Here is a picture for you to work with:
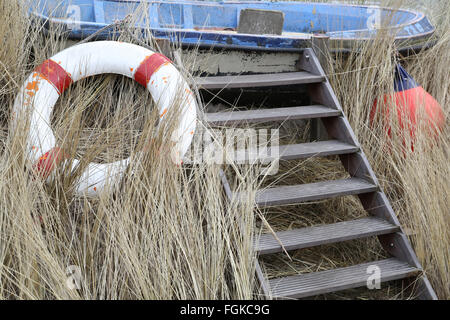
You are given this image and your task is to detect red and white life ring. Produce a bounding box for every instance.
[11,41,197,196]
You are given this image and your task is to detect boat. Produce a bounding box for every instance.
[30,1,435,51]
[28,1,436,75]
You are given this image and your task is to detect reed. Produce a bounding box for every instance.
[0,0,447,299]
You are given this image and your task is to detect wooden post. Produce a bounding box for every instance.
[310,34,330,142]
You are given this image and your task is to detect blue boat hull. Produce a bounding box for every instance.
[30,1,435,52]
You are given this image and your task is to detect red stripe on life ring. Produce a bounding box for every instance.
[35,59,73,94]
[134,53,171,87]
[34,147,69,178]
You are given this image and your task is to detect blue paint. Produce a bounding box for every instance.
[93,0,105,24]
[30,1,435,52]
[182,4,194,30]
[394,64,419,92]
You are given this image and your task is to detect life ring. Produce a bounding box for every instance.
[11,41,197,196]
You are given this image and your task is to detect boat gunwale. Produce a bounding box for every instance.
[103,0,432,34]
[30,0,436,51]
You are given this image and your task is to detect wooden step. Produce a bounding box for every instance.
[267,258,420,299]
[245,178,377,207]
[234,140,358,163]
[206,105,341,126]
[277,140,358,160]
[256,217,399,255]
[196,71,325,89]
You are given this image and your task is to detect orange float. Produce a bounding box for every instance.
[370,64,445,150]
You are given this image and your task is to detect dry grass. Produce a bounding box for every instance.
[0,0,258,299]
[0,0,448,300]
[326,0,449,299]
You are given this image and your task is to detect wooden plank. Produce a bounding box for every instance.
[233,140,358,163]
[416,277,439,300]
[297,48,324,77]
[205,105,341,126]
[267,258,419,299]
[276,140,358,159]
[245,178,377,207]
[196,72,325,89]
[277,140,358,160]
[255,261,271,297]
[256,217,399,255]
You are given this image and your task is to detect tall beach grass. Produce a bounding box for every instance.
[0,0,448,299]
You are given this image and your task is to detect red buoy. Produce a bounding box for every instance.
[370,64,445,149]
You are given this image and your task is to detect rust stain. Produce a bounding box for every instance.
[26,81,39,91]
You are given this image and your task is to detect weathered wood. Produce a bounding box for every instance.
[196,71,325,90]
[296,48,323,76]
[234,140,358,162]
[255,261,271,297]
[358,191,401,226]
[277,140,358,159]
[188,49,301,76]
[205,105,341,126]
[246,178,378,207]
[267,258,419,299]
[256,217,399,255]
[416,277,439,300]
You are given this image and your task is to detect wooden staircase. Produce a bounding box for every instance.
[194,48,437,300]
